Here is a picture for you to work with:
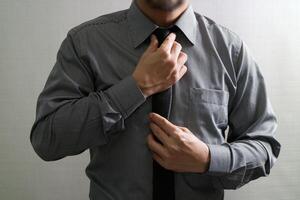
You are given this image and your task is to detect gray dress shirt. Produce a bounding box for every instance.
[30,1,281,199]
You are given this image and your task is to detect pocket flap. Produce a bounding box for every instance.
[190,88,229,106]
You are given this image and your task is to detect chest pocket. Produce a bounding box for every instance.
[187,87,229,129]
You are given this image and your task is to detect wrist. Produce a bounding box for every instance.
[132,73,151,97]
[196,143,210,173]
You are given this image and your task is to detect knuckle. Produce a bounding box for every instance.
[174,41,182,49]
[181,51,187,57]
[181,126,189,132]
[178,135,187,145]
[165,58,176,67]
[159,49,169,58]
[180,52,188,60]
[184,55,188,62]
[173,133,184,143]
[170,72,179,82]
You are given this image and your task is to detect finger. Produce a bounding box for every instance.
[183,127,192,134]
[178,126,189,132]
[152,153,167,168]
[177,51,188,66]
[170,41,182,59]
[149,113,179,136]
[166,65,187,86]
[176,65,188,80]
[150,122,170,144]
[159,32,176,52]
[146,34,158,53]
[147,134,169,158]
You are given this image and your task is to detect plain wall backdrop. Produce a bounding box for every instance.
[0,0,299,199]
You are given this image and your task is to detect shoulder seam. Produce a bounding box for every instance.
[69,9,128,37]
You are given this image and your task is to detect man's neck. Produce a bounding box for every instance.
[135,0,189,27]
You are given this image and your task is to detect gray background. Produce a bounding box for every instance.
[0,0,299,199]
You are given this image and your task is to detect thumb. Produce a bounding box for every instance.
[146,34,158,53]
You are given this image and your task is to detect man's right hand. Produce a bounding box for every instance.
[132,33,188,98]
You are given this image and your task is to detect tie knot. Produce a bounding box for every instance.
[152,26,178,46]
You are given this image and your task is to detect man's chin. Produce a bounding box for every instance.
[145,0,186,11]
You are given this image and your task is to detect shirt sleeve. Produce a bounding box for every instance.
[205,40,281,189]
[30,32,146,161]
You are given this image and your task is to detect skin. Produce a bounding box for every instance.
[132,0,210,173]
[136,0,189,27]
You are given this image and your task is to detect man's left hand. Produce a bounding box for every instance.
[147,112,210,173]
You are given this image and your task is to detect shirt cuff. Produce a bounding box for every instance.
[105,75,147,118]
[206,143,231,175]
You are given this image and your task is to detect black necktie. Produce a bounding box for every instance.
[152,26,177,200]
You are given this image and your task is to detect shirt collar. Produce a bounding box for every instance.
[127,1,198,48]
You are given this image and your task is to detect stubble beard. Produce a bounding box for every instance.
[144,0,186,11]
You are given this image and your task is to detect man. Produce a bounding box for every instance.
[30,0,281,199]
